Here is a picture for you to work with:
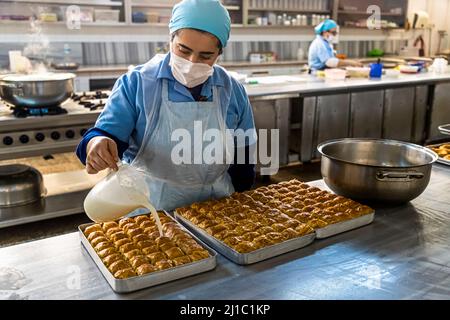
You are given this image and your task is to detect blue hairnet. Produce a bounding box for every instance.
[314,19,338,35]
[169,0,231,48]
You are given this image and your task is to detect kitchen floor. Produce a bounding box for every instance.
[0,162,321,248]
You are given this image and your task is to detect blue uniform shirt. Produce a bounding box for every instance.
[308,35,335,70]
[76,52,257,191]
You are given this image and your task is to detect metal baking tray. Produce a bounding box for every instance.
[427,143,450,167]
[174,212,315,265]
[439,124,450,136]
[79,213,217,293]
[315,212,375,239]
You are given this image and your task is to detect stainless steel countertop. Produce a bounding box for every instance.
[59,63,450,100]
[0,164,449,300]
[1,73,450,130]
[0,190,89,229]
[0,170,106,229]
[244,72,450,98]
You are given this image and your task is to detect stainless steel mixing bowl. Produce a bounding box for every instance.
[0,164,46,207]
[0,73,75,108]
[317,138,439,204]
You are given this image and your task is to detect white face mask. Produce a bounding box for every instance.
[326,35,334,43]
[169,51,215,88]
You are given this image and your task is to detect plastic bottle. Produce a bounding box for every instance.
[297,47,305,60]
[63,43,71,63]
[277,15,283,25]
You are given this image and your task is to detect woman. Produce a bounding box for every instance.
[76,0,257,211]
[308,19,362,71]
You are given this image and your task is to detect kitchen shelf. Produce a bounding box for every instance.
[130,2,174,9]
[338,10,404,16]
[0,20,128,27]
[129,22,244,28]
[248,7,331,14]
[129,22,167,27]
[341,25,403,30]
[0,0,408,42]
[77,22,128,27]
[1,0,123,6]
[0,19,245,29]
[224,6,241,11]
[244,24,313,29]
[131,1,239,10]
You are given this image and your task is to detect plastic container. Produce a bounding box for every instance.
[431,58,448,74]
[158,15,171,24]
[94,9,120,23]
[146,11,159,23]
[80,7,94,23]
[132,11,147,23]
[297,47,305,61]
[324,68,347,80]
[384,69,401,78]
[39,12,58,22]
[369,62,383,78]
[346,67,370,78]
[399,65,420,74]
[8,51,22,72]
[408,61,426,72]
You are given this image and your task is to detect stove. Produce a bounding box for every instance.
[0,90,110,161]
[0,90,111,229]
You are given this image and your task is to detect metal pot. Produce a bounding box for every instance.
[0,164,46,207]
[51,62,80,71]
[0,73,75,108]
[317,139,439,204]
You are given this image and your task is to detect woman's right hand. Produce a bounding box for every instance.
[86,136,119,174]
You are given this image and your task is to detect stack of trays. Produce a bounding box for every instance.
[439,124,450,136]
[175,179,375,265]
[79,212,217,293]
[427,143,450,166]
[80,179,375,291]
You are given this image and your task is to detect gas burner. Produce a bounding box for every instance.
[78,99,106,110]
[12,106,68,118]
[72,90,109,111]
[72,90,109,101]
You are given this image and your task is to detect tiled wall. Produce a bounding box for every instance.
[0,40,406,68]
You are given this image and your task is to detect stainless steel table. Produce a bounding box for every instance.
[0,165,449,300]
[244,72,450,98]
